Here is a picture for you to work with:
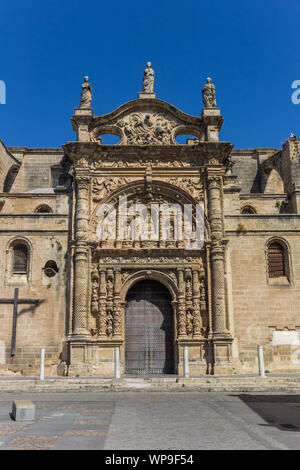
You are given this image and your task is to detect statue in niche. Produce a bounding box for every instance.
[202,77,216,108]
[80,76,92,108]
[142,62,154,93]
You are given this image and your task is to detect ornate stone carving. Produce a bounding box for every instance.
[106,309,114,337]
[92,177,129,201]
[202,77,216,108]
[74,157,89,168]
[80,76,92,108]
[76,175,90,190]
[116,113,177,145]
[91,269,99,314]
[165,177,204,201]
[91,156,202,168]
[142,62,154,93]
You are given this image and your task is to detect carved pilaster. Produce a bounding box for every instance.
[113,268,122,338]
[98,268,107,338]
[91,268,99,315]
[192,269,202,338]
[185,269,193,336]
[207,173,229,337]
[177,269,187,338]
[106,269,114,338]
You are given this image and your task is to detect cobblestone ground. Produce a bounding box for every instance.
[0,392,300,450]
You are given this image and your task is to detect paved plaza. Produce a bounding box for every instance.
[0,392,300,450]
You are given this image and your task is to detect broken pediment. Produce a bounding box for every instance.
[72,99,210,145]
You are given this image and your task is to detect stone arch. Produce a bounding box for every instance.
[3,165,19,192]
[120,269,178,303]
[91,178,210,240]
[262,168,284,194]
[124,276,176,375]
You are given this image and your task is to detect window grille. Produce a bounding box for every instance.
[12,244,28,274]
[241,206,256,214]
[268,242,285,278]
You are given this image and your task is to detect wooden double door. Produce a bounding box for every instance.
[125,280,175,375]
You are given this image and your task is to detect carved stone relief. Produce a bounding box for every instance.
[116,112,178,145]
[164,177,204,201]
[92,176,133,201]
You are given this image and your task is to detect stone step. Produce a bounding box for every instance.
[1,376,300,392]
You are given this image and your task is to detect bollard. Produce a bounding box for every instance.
[12,400,35,421]
[40,348,45,381]
[114,347,121,379]
[183,346,189,378]
[258,345,265,377]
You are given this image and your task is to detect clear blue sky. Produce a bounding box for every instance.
[1,0,299,149]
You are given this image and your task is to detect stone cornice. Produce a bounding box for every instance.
[63,141,233,162]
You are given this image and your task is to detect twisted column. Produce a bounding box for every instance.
[207,174,229,336]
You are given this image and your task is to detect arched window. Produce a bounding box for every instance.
[241,205,256,214]
[12,244,28,274]
[268,242,286,278]
[35,204,53,214]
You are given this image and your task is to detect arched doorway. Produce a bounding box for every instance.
[125,279,174,375]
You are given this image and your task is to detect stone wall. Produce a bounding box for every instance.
[0,215,70,375]
[6,147,64,193]
[225,214,300,372]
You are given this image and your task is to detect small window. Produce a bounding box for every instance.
[268,242,285,278]
[241,206,256,214]
[43,260,59,278]
[35,204,53,213]
[12,244,28,274]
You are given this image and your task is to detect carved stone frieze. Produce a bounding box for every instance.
[98,255,202,265]
[90,156,202,168]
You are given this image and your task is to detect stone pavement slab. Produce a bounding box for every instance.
[0,392,300,450]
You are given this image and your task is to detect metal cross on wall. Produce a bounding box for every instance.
[0,288,40,356]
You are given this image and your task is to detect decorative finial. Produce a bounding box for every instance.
[142,61,154,93]
[202,77,216,108]
[79,76,92,108]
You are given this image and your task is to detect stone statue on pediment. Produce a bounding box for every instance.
[202,77,216,108]
[143,62,154,93]
[80,76,92,108]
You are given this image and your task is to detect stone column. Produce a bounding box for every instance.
[177,269,187,338]
[113,268,122,338]
[98,268,107,338]
[73,244,90,336]
[72,172,90,337]
[207,174,229,337]
[192,269,202,338]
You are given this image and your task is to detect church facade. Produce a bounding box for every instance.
[1,67,300,376]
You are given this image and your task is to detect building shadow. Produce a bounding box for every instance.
[233,394,300,432]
